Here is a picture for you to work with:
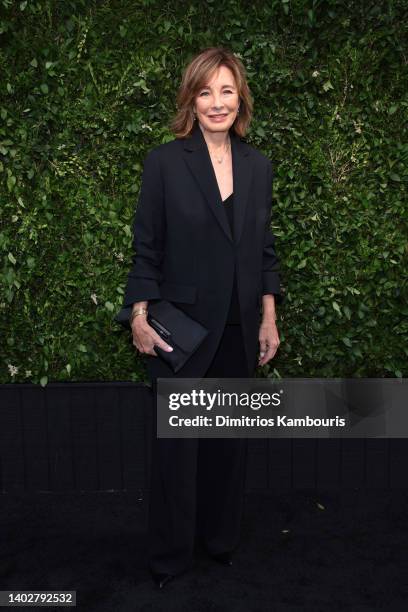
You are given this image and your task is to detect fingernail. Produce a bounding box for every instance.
[167,347,173,352]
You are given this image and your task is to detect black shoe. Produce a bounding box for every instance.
[209,551,233,566]
[149,570,174,589]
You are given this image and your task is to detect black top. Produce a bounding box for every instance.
[222,193,241,324]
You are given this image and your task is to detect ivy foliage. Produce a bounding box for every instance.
[1,0,407,384]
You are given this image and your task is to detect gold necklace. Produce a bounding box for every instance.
[208,139,231,164]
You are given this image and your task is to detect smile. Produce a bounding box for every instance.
[208,114,228,121]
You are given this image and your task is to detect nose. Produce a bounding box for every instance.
[212,94,223,110]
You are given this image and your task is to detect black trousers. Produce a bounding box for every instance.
[147,324,252,575]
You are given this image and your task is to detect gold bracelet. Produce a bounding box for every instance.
[129,308,148,324]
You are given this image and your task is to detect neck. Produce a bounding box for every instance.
[197,122,230,150]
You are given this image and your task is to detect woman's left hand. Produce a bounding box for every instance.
[258,318,280,366]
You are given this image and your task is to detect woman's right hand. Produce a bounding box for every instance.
[131,315,173,357]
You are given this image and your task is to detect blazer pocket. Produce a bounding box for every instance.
[159,281,197,304]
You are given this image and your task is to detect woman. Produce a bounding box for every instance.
[121,47,284,588]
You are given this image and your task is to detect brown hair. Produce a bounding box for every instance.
[169,46,253,139]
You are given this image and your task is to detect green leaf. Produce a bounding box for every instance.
[7,175,16,191]
[332,301,341,315]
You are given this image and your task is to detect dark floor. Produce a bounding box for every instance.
[1,489,408,611]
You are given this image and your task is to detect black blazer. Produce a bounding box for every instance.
[122,121,283,380]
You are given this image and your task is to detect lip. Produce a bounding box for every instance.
[208,114,228,121]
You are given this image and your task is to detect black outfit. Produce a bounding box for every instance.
[148,325,249,575]
[148,192,249,575]
[222,192,241,325]
[122,121,284,382]
[121,122,283,577]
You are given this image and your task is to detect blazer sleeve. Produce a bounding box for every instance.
[122,148,165,307]
[262,161,285,305]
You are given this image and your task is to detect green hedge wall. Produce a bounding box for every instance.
[1,0,407,385]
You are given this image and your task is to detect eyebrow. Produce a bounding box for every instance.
[200,84,236,89]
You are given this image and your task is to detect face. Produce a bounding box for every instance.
[193,65,240,133]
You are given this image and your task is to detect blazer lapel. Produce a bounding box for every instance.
[182,121,252,246]
[231,127,252,246]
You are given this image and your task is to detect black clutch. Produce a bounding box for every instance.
[114,300,209,373]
